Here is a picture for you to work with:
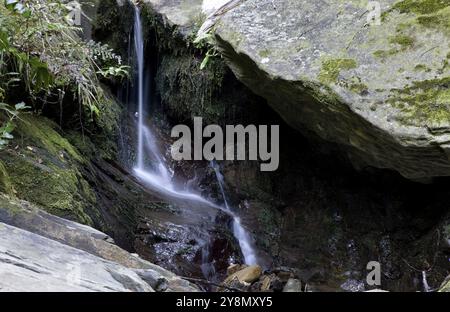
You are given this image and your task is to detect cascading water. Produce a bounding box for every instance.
[132,6,212,204]
[211,161,258,265]
[131,5,258,272]
[134,6,145,170]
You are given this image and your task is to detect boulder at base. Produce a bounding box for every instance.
[224,265,263,284]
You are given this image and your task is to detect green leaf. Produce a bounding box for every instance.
[200,55,210,70]
[1,132,13,139]
[21,9,32,18]
[4,0,19,11]
[4,122,15,133]
[15,102,28,110]
[0,31,9,50]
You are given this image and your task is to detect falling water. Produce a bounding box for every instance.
[422,271,431,292]
[211,161,258,265]
[131,5,257,270]
[134,6,145,170]
[132,6,211,203]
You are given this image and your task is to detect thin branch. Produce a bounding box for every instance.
[180,276,245,292]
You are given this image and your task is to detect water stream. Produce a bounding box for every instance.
[132,7,215,205]
[130,6,258,273]
[211,161,258,265]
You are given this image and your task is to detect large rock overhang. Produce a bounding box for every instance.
[143,0,450,180]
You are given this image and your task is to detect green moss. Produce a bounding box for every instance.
[0,194,24,216]
[318,58,357,84]
[387,77,450,125]
[0,113,96,225]
[259,49,271,58]
[389,34,415,49]
[373,34,416,59]
[0,161,14,196]
[16,114,83,163]
[416,6,450,35]
[350,83,369,95]
[390,0,450,15]
[156,53,228,124]
[0,149,95,225]
[373,49,398,58]
[414,64,430,71]
[90,94,122,160]
[91,0,134,59]
[384,1,450,35]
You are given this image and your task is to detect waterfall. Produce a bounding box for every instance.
[211,161,258,265]
[134,6,144,170]
[132,6,210,203]
[422,271,431,292]
[131,5,258,269]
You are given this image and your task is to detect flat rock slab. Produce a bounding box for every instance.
[0,222,154,292]
[0,195,199,292]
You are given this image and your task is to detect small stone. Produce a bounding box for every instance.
[283,278,302,292]
[225,265,262,284]
[260,276,272,291]
[135,269,168,292]
[227,264,242,276]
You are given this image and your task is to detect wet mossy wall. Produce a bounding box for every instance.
[0,114,97,225]
[139,5,268,126]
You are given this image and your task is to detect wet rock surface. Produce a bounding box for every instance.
[134,204,244,280]
[217,132,450,291]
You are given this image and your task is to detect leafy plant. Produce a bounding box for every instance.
[0,102,29,149]
[97,65,130,80]
[0,0,128,119]
[194,31,219,70]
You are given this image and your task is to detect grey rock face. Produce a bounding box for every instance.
[0,222,154,292]
[144,0,450,180]
[0,194,147,270]
[143,0,204,36]
[213,0,450,180]
[283,278,302,292]
[0,195,199,292]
